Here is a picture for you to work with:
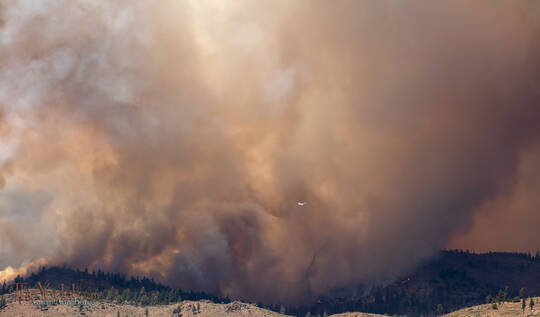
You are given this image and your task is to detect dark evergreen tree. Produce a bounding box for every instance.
[496,289,504,303]
[503,286,509,302]
[436,304,443,316]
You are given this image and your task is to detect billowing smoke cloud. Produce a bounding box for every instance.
[1,0,540,304]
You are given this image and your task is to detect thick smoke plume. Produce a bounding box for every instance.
[1,0,540,303]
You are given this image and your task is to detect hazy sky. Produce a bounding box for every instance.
[1,0,540,304]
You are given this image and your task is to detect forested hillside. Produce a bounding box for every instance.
[1,250,539,316]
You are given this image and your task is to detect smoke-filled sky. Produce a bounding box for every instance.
[1,0,540,304]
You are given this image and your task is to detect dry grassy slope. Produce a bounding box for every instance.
[1,293,539,317]
[0,293,287,317]
[325,297,540,317]
[444,297,540,317]
[328,313,385,316]
[0,291,389,317]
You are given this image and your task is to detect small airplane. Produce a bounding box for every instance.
[297,201,307,206]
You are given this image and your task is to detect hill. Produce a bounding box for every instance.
[1,250,539,316]
[307,250,540,316]
[1,266,227,307]
[0,295,289,317]
[444,296,540,316]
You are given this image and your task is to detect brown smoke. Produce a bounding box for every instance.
[1,0,540,304]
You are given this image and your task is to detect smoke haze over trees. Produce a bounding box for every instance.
[1,0,540,304]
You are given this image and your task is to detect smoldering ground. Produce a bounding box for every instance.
[1,0,540,304]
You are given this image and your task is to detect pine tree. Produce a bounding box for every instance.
[107,287,116,301]
[145,307,149,316]
[14,275,23,283]
[530,298,535,311]
[140,294,150,307]
[486,294,493,304]
[496,289,504,304]
[121,288,131,303]
[167,290,175,304]
[522,298,526,313]
[436,304,444,316]
[139,286,146,301]
[0,295,6,309]
[197,303,200,313]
